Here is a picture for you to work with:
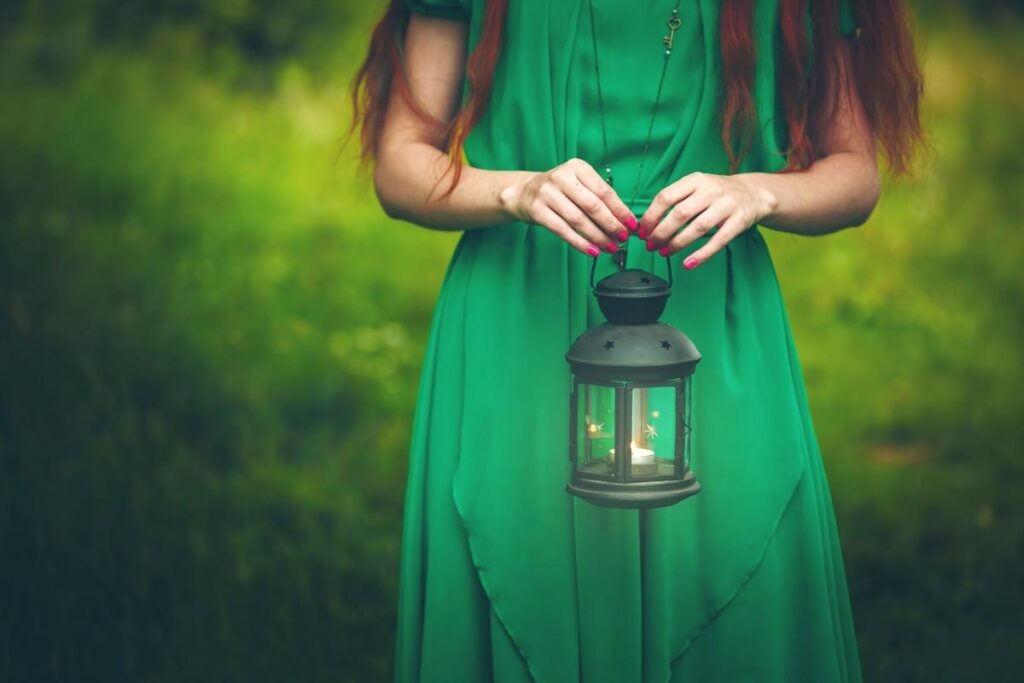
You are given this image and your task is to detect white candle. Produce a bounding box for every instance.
[629,446,655,464]
[609,443,656,464]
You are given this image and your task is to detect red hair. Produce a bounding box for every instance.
[347,0,924,200]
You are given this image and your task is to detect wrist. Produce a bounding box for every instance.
[498,171,536,223]
[737,173,779,223]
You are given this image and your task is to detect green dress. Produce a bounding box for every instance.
[395,1,863,681]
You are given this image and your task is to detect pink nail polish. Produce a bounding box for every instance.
[645,239,657,252]
[624,215,638,231]
[586,245,601,257]
[659,246,670,257]
[604,242,618,253]
[684,257,699,270]
[617,230,629,241]
[638,229,647,239]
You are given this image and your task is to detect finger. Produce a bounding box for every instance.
[574,163,637,233]
[547,191,619,253]
[638,172,702,236]
[534,204,601,256]
[681,211,749,269]
[644,192,715,247]
[656,200,733,255]
[557,173,630,242]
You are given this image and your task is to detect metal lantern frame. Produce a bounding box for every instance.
[565,254,702,509]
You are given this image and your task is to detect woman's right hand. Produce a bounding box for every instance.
[498,158,638,256]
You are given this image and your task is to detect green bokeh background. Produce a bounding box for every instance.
[1,1,1021,681]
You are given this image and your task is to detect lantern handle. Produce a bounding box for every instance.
[664,254,673,288]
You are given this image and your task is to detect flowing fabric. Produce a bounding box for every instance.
[394,1,863,681]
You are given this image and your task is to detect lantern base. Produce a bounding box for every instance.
[566,470,701,509]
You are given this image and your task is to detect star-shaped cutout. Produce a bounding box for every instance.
[640,276,651,284]
[603,340,615,350]
[660,340,671,349]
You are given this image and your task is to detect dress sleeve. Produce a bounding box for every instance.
[404,0,470,21]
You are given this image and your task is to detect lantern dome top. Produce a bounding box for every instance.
[594,268,670,324]
[595,268,671,298]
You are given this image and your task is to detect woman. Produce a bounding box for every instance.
[350,0,923,680]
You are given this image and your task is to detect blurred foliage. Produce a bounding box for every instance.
[764,7,1024,678]
[0,0,378,88]
[0,1,1022,682]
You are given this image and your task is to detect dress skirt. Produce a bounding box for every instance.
[392,221,863,682]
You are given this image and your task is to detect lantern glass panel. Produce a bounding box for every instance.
[576,382,617,479]
[627,385,677,478]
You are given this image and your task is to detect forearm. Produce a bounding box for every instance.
[741,150,881,236]
[374,141,534,231]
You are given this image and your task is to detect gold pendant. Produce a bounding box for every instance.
[663,8,681,53]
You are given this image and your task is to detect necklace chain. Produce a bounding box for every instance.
[587,0,682,266]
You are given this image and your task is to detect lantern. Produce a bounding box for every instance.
[565,255,702,509]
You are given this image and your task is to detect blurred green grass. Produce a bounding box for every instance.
[0,2,1021,681]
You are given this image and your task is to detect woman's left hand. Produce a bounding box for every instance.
[635,172,778,270]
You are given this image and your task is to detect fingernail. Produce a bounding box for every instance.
[604,242,618,253]
[586,245,601,257]
[617,229,629,241]
[638,229,648,239]
[624,215,638,231]
[645,239,657,252]
[684,257,699,269]
[659,246,671,257]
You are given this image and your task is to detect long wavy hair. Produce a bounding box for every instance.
[346,0,925,201]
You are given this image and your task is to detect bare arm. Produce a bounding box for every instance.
[741,39,881,235]
[372,12,635,255]
[639,38,881,268]
[372,13,520,230]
